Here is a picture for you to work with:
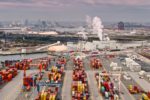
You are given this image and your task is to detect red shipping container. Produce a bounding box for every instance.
[7,74,12,81]
[103,82,110,91]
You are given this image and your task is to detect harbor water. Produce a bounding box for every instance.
[0,53,48,62]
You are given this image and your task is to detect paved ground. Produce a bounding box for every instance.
[83,58,91,71]
[0,71,23,100]
[87,71,103,100]
[100,56,136,100]
[2,51,148,100]
[63,57,104,100]
[63,57,103,100]
[62,71,72,100]
[65,59,73,70]
[129,72,150,92]
[120,81,136,100]
[0,70,38,100]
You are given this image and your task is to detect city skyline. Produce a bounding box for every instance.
[0,0,150,22]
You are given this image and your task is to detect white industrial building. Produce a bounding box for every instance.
[84,40,146,51]
[67,40,149,51]
[110,62,122,71]
[125,58,141,72]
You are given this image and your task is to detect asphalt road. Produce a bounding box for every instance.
[87,71,103,100]
[65,59,74,70]
[62,71,72,100]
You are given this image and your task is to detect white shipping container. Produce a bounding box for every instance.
[114,94,119,100]
[110,62,118,68]
[112,67,122,71]
[125,58,141,72]
[123,75,131,80]
[130,61,141,72]
[146,74,150,80]
[139,70,146,76]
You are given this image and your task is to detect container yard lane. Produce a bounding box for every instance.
[66,59,74,70]
[62,70,72,100]
[62,56,73,100]
[62,57,73,100]
[87,71,103,100]
[83,58,91,71]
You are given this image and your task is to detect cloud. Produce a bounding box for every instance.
[0,0,150,22]
[80,0,150,5]
[0,0,70,8]
[0,0,150,9]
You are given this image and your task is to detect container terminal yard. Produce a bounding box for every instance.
[0,39,150,100]
[0,17,150,100]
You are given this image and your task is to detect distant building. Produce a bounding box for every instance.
[118,22,124,30]
[24,19,29,26]
[0,22,3,28]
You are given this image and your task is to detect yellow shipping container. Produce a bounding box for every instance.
[51,94,56,100]
[41,92,45,100]
[142,93,150,100]
[43,92,47,100]
[49,95,52,100]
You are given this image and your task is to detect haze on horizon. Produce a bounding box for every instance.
[0,0,150,23]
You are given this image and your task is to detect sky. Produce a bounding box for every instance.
[0,0,150,23]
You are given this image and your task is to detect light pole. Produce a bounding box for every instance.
[32,76,35,98]
[4,32,7,50]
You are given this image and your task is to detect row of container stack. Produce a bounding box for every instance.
[0,67,18,85]
[90,58,102,69]
[141,92,150,100]
[22,73,40,91]
[35,85,61,100]
[48,66,64,84]
[127,84,150,100]
[35,56,66,100]
[72,57,90,100]
[2,57,51,71]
